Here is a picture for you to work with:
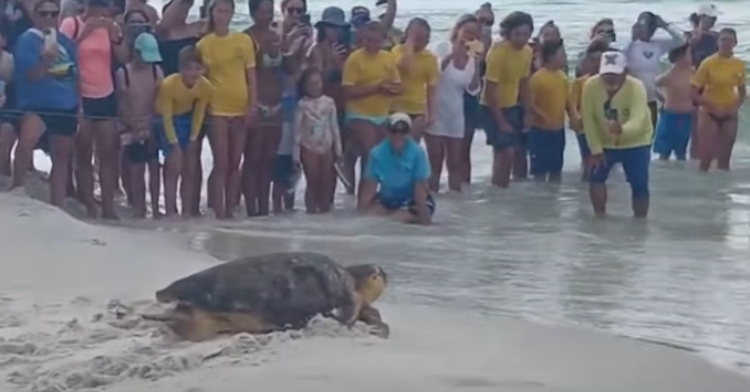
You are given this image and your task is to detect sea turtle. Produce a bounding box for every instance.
[147,252,389,341]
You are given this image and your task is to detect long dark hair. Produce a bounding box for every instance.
[450,14,478,42]
[401,17,430,44]
[207,0,234,32]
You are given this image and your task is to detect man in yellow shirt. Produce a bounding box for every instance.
[581,51,654,218]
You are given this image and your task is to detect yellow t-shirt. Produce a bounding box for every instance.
[156,74,214,143]
[528,68,569,130]
[342,48,400,118]
[390,44,439,115]
[196,32,256,116]
[480,41,533,108]
[581,75,653,155]
[691,53,746,110]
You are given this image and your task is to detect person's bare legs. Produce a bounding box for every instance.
[354,120,385,195]
[460,117,476,185]
[589,183,607,217]
[257,123,281,216]
[716,115,738,171]
[49,134,75,208]
[207,117,231,219]
[164,147,183,218]
[0,123,16,176]
[225,118,247,219]
[10,115,43,190]
[696,110,717,172]
[689,113,700,160]
[74,121,97,217]
[445,136,463,191]
[410,115,426,145]
[129,159,146,218]
[424,133,444,192]
[191,136,204,216]
[93,119,121,220]
[318,149,336,213]
[242,126,260,216]
[342,123,357,195]
[300,147,320,213]
[181,141,200,218]
[120,148,132,205]
[513,144,528,180]
[492,147,514,188]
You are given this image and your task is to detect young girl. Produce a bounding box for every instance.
[691,28,745,172]
[196,0,257,219]
[293,68,342,213]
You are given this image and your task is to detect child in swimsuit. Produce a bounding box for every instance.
[293,68,342,213]
[653,44,694,161]
[114,32,163,218]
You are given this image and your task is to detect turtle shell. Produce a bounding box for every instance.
[156,252,357,328]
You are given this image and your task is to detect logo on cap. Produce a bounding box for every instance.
[604,54,618,65]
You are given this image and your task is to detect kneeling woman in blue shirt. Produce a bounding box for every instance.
[357,112,434,225]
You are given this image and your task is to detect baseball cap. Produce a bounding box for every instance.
[133,33,162,63]
[387,112,412,133]
[599,51,626,75]
[697,4,718,18]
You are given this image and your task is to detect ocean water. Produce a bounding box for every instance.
[156,0,750,373]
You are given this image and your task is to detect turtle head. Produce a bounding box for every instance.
[345,264,387,305]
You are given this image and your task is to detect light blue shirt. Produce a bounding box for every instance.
[365,138,430,203]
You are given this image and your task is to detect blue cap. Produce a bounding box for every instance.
[133,33,162,63]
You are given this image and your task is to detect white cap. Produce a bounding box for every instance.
[697,4,718,18]
[387,112,412,130]
[599,51,627,75]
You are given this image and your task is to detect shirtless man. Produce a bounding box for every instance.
[653,44,694,161]
[115,32,164,218]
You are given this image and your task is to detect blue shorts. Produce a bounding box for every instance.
[155,114,193,158]
[653,109,692,160]
[576,133,591,158]
[528,128,565,175]
[375,193,436,217]
[589,146,651,199]
[480,105,525,151]
[272,154,296,187]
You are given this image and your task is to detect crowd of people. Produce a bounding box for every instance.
[0,0,745,225]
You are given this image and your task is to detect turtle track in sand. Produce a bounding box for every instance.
[0,296,380,392]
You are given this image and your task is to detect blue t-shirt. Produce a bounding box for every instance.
[364,138,431,203]
[14,28,78,110]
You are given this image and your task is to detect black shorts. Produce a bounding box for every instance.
[480,105,526,151]
[24,107,79,137]
[82,94,117,121]
[125,141,159,164]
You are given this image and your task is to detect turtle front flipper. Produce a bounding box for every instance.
[331,289,362,327]
[358,304,390,338]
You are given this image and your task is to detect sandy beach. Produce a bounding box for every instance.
[0,191,748,392]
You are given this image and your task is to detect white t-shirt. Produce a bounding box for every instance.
[426,41,480,139]
[623,25,685,102]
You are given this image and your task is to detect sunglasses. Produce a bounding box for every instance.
[37,10,60,18]
[389,123,410,134]
[286,6,305,15]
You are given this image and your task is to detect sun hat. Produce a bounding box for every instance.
[599,51,626,75]
[697,4,718,18]
[133,33,163,63]
[315,7,349,29]
[387,112,412,133]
